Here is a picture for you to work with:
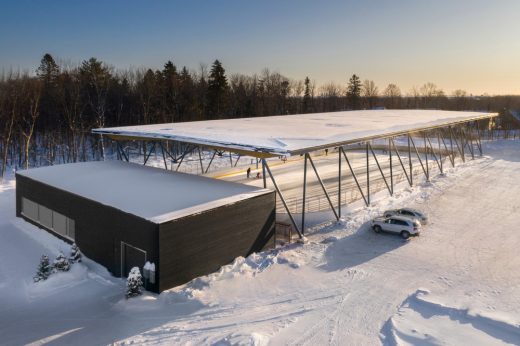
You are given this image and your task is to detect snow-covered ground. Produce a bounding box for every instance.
[1,140,519,345]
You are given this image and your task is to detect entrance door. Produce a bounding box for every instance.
[121,242,147,277]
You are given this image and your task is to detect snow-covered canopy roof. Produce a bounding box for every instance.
[93,110,497,157]
[17,161,271,224]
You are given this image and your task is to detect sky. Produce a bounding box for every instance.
[1,0,519,95]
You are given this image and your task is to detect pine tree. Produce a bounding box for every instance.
[34,255,52,282]
[346,74,362,110]
[126,267,143,298]
[36,53,59,85]
[302,77,311,113]
[162,60,179,122]
[207,59,229,119]
[53,253,70,272]
[70,243,82,263]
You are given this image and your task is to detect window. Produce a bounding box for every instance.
[20,197,75,240]
[39,205,53,229]
[391,219,408,226]
[22,197,39,221]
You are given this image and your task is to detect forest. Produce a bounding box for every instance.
[1,53,519,177]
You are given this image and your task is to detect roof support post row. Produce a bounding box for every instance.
[261,158,303,239]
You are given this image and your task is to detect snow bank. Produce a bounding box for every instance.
[381,289,520,345]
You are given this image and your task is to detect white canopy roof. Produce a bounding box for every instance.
[93,110,496,157]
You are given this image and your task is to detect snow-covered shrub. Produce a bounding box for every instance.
[34,255,52,282]
[126,267,143,298]
[69,243,82,263]
[53,253,70,272]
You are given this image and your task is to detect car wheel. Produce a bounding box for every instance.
[401,231,410,239]
[373,225,382,233]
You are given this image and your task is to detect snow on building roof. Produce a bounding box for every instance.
[93,110,497,157]
[16,161,271,224]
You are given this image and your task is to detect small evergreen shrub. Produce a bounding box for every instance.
[34,255,52,282]
[126,267,143,298]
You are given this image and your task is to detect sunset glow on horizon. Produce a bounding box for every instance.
[1,0,519,95]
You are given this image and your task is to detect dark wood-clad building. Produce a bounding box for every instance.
[16,161,275,292]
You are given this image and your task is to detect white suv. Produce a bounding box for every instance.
[384,208,428,224]
[371,215,421,239]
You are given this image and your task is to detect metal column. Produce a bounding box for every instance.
[262,158,303,239]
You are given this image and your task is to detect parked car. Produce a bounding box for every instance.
[371,216,421,239]
[384,208,428,224]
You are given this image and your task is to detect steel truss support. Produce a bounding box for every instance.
[116,141,129,162]
[389,139,394,195]
[261,158,303,239]
[436,131,444,173]
[175,145,193,171]
[204,150,218,174]
[450,126,465,163]
[438,129,455,167]
[366,143,370,205]
[338,147,342,218]
[367,143,392,195]
[408,135,413,185]
[143,142,156,165]
[300,154,339,232]
[197,147,204,173]
[423,131,442,174]
[460,127,475,160]
[339,146,369,206]
[234,154,241,167]
[408,134,429,181]
[475,121,483,156]
[390,138,412,186]
[158,142,168,170]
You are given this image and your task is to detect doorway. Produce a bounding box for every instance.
[121,242,147,277]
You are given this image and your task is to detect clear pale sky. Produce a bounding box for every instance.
[1,0,519,95]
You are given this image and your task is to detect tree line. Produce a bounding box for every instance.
[1,53,519,176]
